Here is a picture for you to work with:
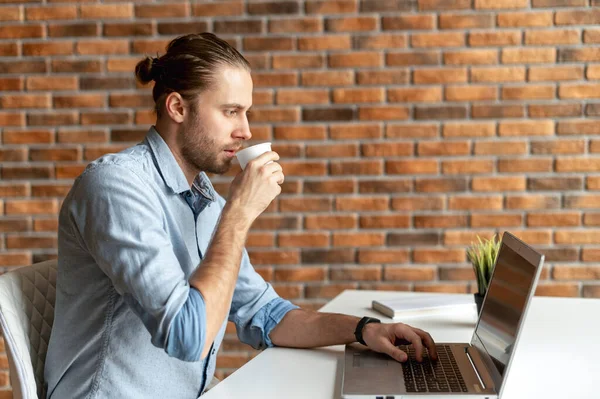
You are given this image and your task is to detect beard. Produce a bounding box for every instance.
[179,108,235,175]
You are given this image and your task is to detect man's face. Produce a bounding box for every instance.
[179,66,253,174]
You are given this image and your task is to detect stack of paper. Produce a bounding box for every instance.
[372,294,476,319]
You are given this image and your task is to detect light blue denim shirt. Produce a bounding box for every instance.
[44,127,298,399]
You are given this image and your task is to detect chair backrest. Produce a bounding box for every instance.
[0,259,57,399]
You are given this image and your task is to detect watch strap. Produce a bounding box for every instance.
[354,316,381,346]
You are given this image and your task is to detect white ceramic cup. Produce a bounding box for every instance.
[235,142,272,170]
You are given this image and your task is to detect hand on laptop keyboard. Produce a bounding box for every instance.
[361,322,438,363]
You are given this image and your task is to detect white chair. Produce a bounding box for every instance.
[0,259,57,399]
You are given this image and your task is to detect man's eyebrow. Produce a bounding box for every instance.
[222,103,251,110]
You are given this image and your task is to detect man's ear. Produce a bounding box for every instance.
[164,92,185,123]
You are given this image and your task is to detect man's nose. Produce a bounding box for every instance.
[234,116,252,140]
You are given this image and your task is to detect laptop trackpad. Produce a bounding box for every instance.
[353,351,391,368]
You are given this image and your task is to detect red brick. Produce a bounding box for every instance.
[443,159,495,174]
[26,5,77,20]
[415,178,467,192]
[471,214,524,227]
[387,160,438,175]
[306,143,357,158]
[330,160,383,175]
[253,72,297,87]
[269,17,321,33]
[392,197,445,211]
[354,34,407,50]
[557,119,600,135]
[506,195,560,209]
[418,141,470,156]
[329,52,382,68]
[556,158,600,173]
[30,148,80,162]
[469,30,522,46]
[382,15,435,30]
[532,0,587,5]
[249,108,299,123]
[0,148,27,162]
[529,104,582,118]
[555,230,600,245]
[476,0,528,7]
[330,266,382,281]
[48,22,98,37]
[415,214,468,228]
[386,50,441,66]
[80,4,133,19]
[445,85,497,101]
[27,76,77,91]
[1,94,50,109]
[358,106,410,121]
[565,195,600,209]
[330,123,383,139]
[3,129,54,144]
[499,120,554,137]
[502,85,555,100]
[304,215,357,230]
[0,24,43,39]
[472,104,525,119]
[23,41,73,56]
[0,6,21,21]
[388,87,442,103]
[357,70,409,85]
[0,43,19,56]
[498,158,553,172]
[525,29,580,45]
[385,266,436,281]
[5,200,58,215]
[502,48,556,64]
[333,232,385,247]
[52,59,102,73]
[471,67,525,83]
[278,233,329,248]
[104,22,153,37]
[57,129,107,144]
[472,176,526,191]
[386,123,438,139]
[0,77,23,91]
[192,1,244,16]
[442,122,495,138]
[531,139,585,155]
[333,88,383,103]
[335,197,389,211]
[418,0,471,10]
[584,29,600,44]
[413,248,465,264]
[528,212,580,227]
[134,3,189,18]
[77,40,128,55]
[498,11,553,27]
[326,16,377,32]
[0,253,32,267]
[0,112,25,127]
[272,54,324,69]
[449,195,502,210]
[414,68,467,84]
[305,0,357,14]
[560,84,600,99]
[274,125,326,140]
[444,49,497,65]
[439,13,494,29]
[411,32,465,48]
[301,70,354,86]
[527,65,583,81]
[298,36,352,51]
[54,94,105,108]
[275,268,326,282]
[555,9,600,25]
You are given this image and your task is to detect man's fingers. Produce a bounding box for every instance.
[398,326,424,362]
[379,338,408,363]
[413,328,437,360]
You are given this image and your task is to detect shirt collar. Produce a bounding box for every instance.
[145,126,216,202]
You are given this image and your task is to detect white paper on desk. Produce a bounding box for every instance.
[372,295,476,319]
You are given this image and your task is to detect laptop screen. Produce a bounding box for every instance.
[473,239,539,379]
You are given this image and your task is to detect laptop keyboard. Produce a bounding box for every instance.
[399,344,468,393]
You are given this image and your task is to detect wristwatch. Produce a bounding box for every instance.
[354,316,381,346]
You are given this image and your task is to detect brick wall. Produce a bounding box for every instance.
[1,0,600,392]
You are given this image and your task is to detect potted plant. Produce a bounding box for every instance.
[467,234,501,314]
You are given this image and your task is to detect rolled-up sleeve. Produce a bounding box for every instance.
[67,163,205,361]
[228,248,299,350]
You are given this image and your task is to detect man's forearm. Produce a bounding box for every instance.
[189,203,251,358]
[269,308,360,348]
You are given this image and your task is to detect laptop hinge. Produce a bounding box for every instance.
[465,347,486,389]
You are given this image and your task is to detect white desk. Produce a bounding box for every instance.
[204,290,600,399]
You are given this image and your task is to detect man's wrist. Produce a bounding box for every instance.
[354,316,381,346]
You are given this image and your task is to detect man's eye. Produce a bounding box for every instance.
[226,110,237,116]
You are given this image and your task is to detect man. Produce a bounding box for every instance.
[45,33,437,399]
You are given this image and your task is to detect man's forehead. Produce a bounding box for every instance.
[210,66,252,105]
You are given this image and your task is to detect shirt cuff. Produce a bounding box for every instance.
[165,287,207,362]
[253,297,299,348]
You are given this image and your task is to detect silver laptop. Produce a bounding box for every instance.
[341,231,544,399]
